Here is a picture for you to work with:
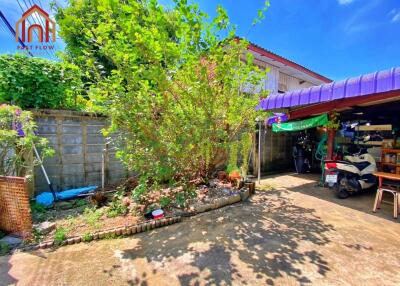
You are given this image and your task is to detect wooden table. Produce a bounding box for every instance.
[373,172,400,218]
[374,171,400,186]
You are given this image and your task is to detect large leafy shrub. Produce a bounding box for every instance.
[0,54,84,109]
[56,0,269,183]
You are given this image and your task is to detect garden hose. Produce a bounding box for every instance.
[315,134,327,186]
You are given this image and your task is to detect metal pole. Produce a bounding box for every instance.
[33,144,56,200]
[101,152,105,191]
[101,143,109,191]
[258,120,262,184]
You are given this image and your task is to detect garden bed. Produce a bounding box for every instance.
[22,176,254,251]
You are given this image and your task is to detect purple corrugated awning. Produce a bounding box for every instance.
[256,67,400,111]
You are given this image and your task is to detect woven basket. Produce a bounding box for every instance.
[0,176,32,238]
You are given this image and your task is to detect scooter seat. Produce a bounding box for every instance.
[352,161,370,171]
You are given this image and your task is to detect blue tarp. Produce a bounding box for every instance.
[36,186,98,207]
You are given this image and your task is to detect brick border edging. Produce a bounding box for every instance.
[19,216,181,252]
[16,184,256,252]
[177,187,253,217]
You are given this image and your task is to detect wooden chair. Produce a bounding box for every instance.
[373,179,400,219]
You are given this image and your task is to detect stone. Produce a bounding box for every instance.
[245,182,256,195]
[33,221,56,235]
[22,246,32,252]
[138,204,146,213]
[107,230,115,236]
[0,235,23,248]
[239,188,250,201]
[222,189,231,195]
[217,171,228,181]
[209,179,218,188]
[46,241,54,248]
[221,198,230,207]
[195,203,212,213]
[228,194,241,204]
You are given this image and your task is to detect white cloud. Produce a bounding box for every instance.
[338,0,356,5]
[342,0,381,33]
[389,9,400,23]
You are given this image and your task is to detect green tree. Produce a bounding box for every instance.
[56,0,269,183]
[0,54,84,109]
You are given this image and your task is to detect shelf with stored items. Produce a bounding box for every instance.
[352,124,393,146]
[380,148,400,174]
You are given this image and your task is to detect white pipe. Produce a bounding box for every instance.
[33,144,51,185]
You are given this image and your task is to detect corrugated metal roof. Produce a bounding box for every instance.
[256,67,400,111]
[245,40,332,83]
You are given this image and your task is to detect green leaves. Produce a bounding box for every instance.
[57,0,269,183]
[252,0,270,26]
[0,55,83,109]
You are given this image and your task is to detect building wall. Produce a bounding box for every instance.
[251,56,315,94]
[32,110,129,194]
[251,62,318,174]
[242,52,315,95]
[278,72,314,92]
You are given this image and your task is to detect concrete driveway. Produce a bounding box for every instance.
[1,173,399,286]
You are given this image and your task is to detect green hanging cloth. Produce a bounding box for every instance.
[272,114,328,132]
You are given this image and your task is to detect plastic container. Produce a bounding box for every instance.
[152,209,164,220]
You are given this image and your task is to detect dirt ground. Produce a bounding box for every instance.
[1,173,399,286]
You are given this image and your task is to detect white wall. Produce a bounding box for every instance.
[241,54,317,94]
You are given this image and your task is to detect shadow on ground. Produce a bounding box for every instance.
[0,258,17,286]
[274,173,399,223]
[111,189,335,285]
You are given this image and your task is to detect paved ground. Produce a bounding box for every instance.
[1,173,399,286]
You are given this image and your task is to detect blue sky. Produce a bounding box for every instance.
[1,0,399,80]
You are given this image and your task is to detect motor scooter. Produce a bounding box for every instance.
[324,149,377,199]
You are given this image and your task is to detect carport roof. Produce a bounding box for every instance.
[257,67,400,111]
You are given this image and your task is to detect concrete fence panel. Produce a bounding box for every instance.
[32,110,129,194]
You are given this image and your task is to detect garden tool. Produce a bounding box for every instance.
[32,143,57,201]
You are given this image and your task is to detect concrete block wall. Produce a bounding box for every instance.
[32,110,128,194]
